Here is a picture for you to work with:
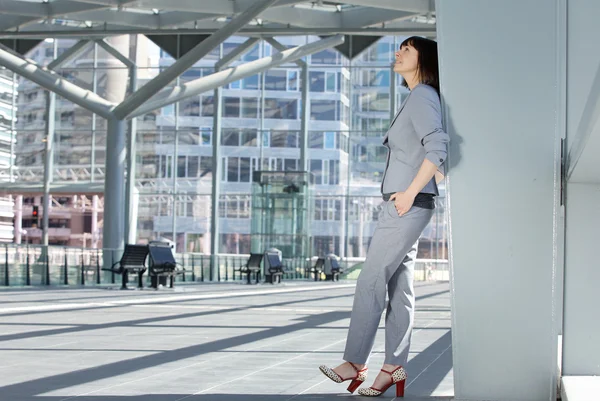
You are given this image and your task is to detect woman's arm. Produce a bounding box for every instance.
[391,86,449,216]
[390,158,438,215]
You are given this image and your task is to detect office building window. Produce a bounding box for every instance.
[309,132,324,149]
[222,157,256,182]
[311,48,339,65]
[229,80,242,89]
[181,98,200,116]
[362,69,390,87]
[311,100,337,121]
[224,97,240,118]
[270,131,298,148]
[200,156,212,178]
[324,132,336,149]
[242,44,260,61]
[241,97,259,118]
[326,72,336,92]
[309,71,325,92]
[243,74,261,90]
[287,70,299,91]
[200,128,211,145]
[310,159,322,185]
[201,95,214,116]
[264,98,298,119]
[265,70,287,91]
[240,129,257,146]
[222,129,239,146]
[262,130,270,147]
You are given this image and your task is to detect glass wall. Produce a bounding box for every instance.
[8,35,448,261]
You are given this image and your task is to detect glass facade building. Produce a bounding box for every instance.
[5,34,447,259]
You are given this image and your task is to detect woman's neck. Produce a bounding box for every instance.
[404,73,420,91]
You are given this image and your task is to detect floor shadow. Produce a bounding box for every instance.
[0,292,355,341]
[0,289,449,343]
[0,289,451,399]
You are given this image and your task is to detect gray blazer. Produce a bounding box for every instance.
[381,84,450,196]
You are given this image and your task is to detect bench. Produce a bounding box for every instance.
[264,253,284,284]
[101,244,148,290]
[237,253,263,284]
[147,243,185,289]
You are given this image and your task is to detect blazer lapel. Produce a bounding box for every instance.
[383,91,412,143]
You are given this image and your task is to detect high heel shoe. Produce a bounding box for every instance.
[318,362,368,394]
[357,366,407,397]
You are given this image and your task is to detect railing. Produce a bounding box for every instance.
[0,244,449,288]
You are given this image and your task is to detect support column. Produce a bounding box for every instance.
[42,40,57,247]
[103,119,126,259]
[125,66,138,245]
[14,195,22,244]
[210,73,223,281]
[42,88,55,247]
[436,1,561,400]
[91,195,99,248]
[300,65,309,172]
[562,0,600,377]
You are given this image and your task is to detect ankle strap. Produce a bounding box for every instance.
[381,366,403,375]
[349,362,368,373]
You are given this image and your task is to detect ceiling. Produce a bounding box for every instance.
[0,0,437,39]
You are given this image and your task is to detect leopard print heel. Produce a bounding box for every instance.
[318,362,368,394]
[357,366,407,397]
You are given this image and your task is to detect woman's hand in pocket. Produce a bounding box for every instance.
[390,191,415,217]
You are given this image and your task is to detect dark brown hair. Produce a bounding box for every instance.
[400,36,439,94]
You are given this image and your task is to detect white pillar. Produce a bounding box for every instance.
[14,195,22,244]
[437,0,562,400]
[91,195,99,248]
[562,0,600,377]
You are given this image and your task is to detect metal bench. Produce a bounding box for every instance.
[147,243,185,289]
[102,244,148,290]
[236,253,263,284]
[264,253,285,284]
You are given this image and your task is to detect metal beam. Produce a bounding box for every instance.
[215,37,259,70]
[47,39,89,70]
[128,34,345,118]
[94,39,134,68]
[264,37,305,68]
[337,0,432,13]
[341,9,418,27]
[0,26,436,38]
[0,43,115,119]
[63,0,302,14]
[112,0,279,120]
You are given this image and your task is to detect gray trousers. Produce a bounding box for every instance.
[343,201,434,366]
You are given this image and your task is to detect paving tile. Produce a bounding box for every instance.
[0,281,453,401]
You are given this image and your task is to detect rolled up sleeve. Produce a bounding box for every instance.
[409,86,450,168]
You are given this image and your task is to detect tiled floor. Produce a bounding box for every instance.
[0,280,453,401]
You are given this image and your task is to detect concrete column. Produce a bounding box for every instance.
[210,75,223,281]
[436,1,562,400]
[103,119,126,256]
[562,0,600,377]
[563,183,600,375]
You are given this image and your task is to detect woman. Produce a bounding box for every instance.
[318,36,449,397]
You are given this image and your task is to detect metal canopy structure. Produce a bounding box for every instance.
[0,0,436,273]
[0,0,436,40]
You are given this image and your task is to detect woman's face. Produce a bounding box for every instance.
[393,44,419,77]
